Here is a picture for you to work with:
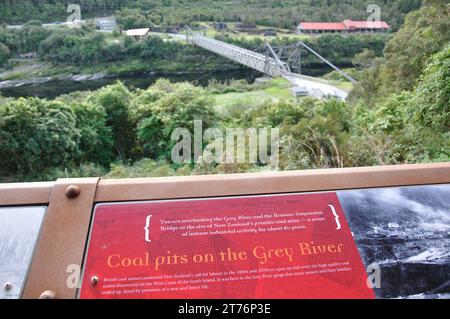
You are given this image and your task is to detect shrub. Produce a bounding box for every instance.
[0,98,80,175]
[69,101,115,165]
[135,80,218,161]
[89,82,135,160]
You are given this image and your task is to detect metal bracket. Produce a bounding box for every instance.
[22,178,99,299]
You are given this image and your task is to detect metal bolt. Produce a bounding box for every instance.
[39,290,56,299]
[91,276,99,286]
[65,185,81,199]
[4,282,12,290]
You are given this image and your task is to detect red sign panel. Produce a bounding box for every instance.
[80,193,375,299]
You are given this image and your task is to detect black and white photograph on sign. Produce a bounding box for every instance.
[338,184,450,299]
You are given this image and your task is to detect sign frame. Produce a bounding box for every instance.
[0,162,449,299]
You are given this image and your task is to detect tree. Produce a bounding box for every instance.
[382,1,450,92]
[0,42,10,65]
[89,82,135,160]
[243,98,351,169]
[412,43,450,131]
[0,0,421,30]
[350,41,450,166]
[348,57,386,106]
[136,79,218,160]
[0,98,80,175]
[352,49,376,70]
[133,16,151,29]
[103,41,126,62]
[19,25,50,52]
[69,101,115,166]
[350,1,450,102]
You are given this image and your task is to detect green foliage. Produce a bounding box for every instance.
[0,0,420,31]
[88,82,135,160]
[242,98,351,169]
[412,43,450,131]
[352,49,376,70]
[0,42,10,65]
[350,85,449,166]
[383,1,449,91]
[322,68,362,82]
[0,21,390,78]
[0,24,50,54]
[24,20,43,27]
[347,6,450,166]
[348,57,386,105]
[0,97,80,175]
[206,78,265,94]
[135,79,218,160]
[32,163,108,182]
[0,91,120,181]
[39,29,107,65]
[349,1,449,104]
[106,159,185,179]
[69,101,115,165]
[115,8,153,29]
[18,25,227,72]
[0,1,67,24]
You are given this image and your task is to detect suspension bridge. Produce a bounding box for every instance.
[182,27,354,100]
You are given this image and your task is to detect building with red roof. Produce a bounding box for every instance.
[297,19,390,34]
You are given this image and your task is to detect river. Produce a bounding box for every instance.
[0,64,334,99]
[0,70,259,99]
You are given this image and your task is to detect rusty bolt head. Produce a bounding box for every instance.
[4,282,12,290]
[91,276,99,286]
[39,290,56,299]
[65,185,81,199]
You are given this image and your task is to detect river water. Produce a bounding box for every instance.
[0,64,333,100]
[0,70,259,99]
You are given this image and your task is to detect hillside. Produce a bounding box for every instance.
[0,0,421,30]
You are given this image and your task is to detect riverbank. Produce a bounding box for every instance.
[0,68,260,99]
[0,71,107,89]
[0,55,354,99]
[0,53,248,98]
[0,56,240,83]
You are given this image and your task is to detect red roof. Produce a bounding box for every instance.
[299,22,347,31]
[343,20,390,29]
[298,20,390,31]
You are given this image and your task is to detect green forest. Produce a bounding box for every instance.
[0,0,448,182]
[1,0,421,30]
[0,22,388,76]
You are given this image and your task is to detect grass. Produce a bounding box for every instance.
[0,70,28,81]
[320,68,358,92]
[0,62,53,81]
[212,77,293,114]
[332,81,354,92]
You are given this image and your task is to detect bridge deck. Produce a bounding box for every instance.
[187,33,348,100]
[190,35,288,77]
